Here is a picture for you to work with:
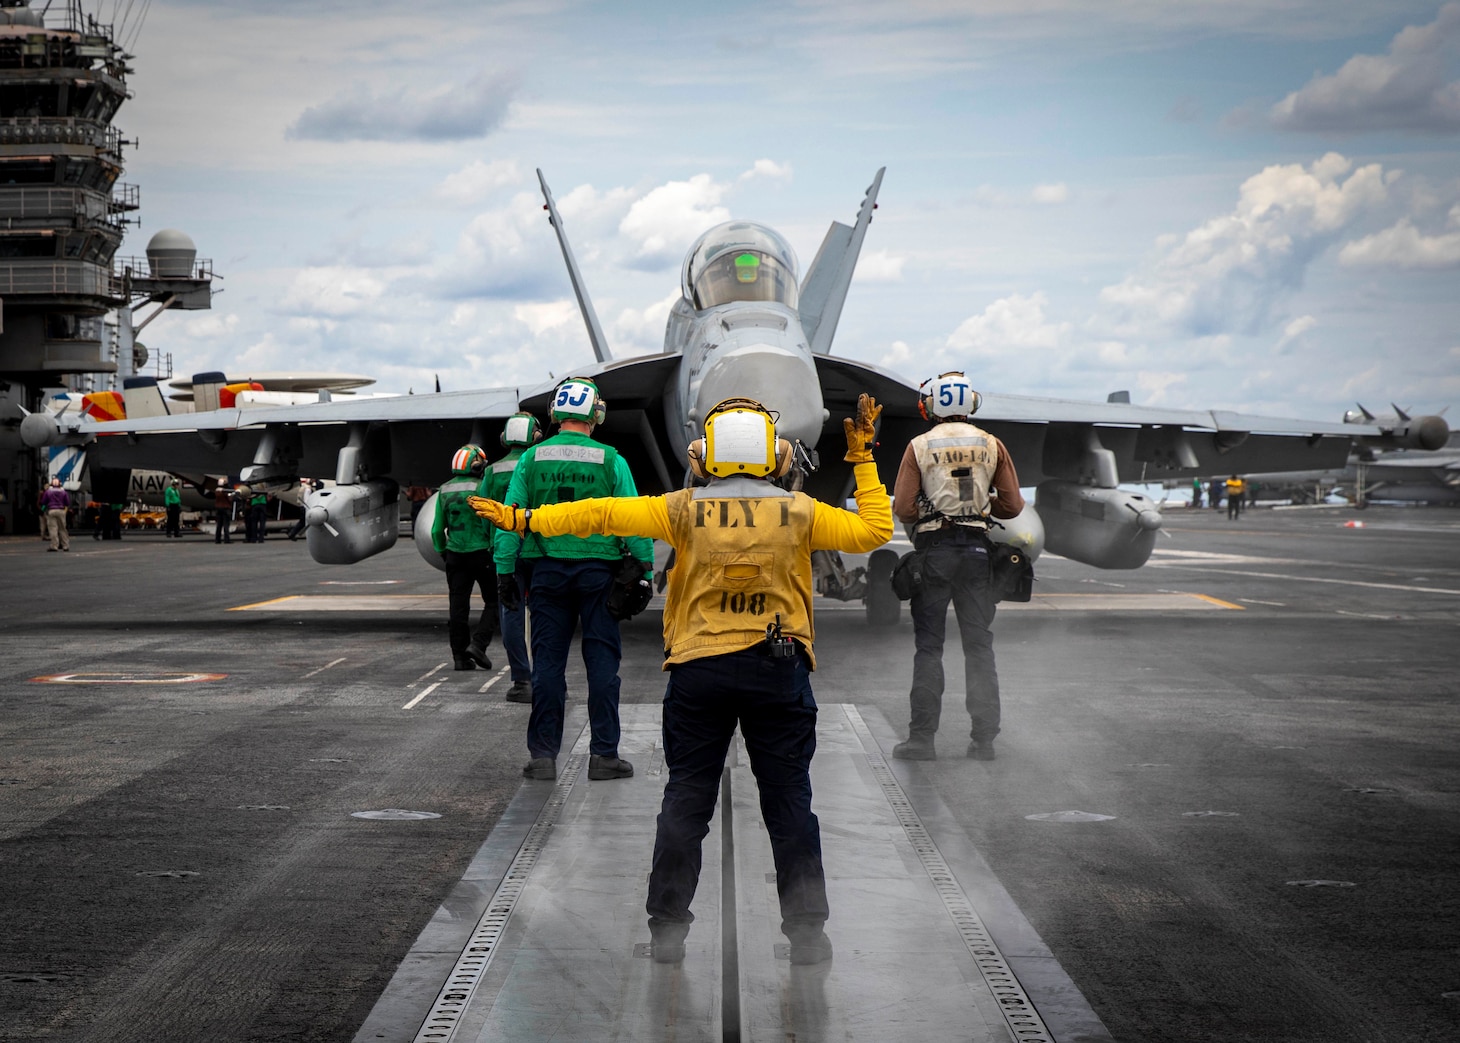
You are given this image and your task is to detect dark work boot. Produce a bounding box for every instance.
[892,736,936,760]
[453,655,476,671]
[522,757,556,781]
[784,923,834,965]
[588,754,634,780]
[504,681,532,704]
[967,740,996,761]
[649,921,689,964]
[465,642,492,670]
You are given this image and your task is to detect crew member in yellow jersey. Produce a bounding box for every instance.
[1225,474,1246,520]
[471,393,892,966]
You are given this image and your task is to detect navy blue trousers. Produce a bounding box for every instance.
[499,566,531,683]
[525,558,622,759]
[647,646,828,931]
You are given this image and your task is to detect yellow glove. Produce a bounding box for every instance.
[842,393,882,463]
[467,496,529,533]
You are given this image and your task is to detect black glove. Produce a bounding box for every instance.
[498,574,522,611]
[606,557,654,621]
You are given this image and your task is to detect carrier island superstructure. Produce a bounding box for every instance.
[0,0,212,535]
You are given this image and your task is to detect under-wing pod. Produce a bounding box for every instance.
[988,503,1045,562]
[303,479,400,565]
[1035,481,1162,570]
[412,493,446,573]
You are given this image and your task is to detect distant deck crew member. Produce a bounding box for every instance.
[493,377,653,783]
[41,477,71,552]
[164,479,183,538]
[245,487,268,543]
[1225,474,1246,520]
[432,445,498,672]
[892,371,1024,762]
[472,392,893,966]
[483,412,543,703]
[213,483,235,544]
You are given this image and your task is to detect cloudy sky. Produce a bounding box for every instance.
[102,0,1460,421]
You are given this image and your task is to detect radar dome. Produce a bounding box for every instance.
[146,229,197,279]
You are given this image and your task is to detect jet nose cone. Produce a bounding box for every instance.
[693,345,825,447]
[1135,508,1163,532]
[306,505,329,528]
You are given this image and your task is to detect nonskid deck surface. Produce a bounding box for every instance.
[356,704,1108,1043]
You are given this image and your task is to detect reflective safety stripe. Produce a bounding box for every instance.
[491,459,517,473]
[925,435,988,448]
[534,445,606,465]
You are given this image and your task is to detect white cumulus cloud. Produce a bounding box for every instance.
[619,174,733,268]
[855,250,906,282]
[947,292,1071,358]
[739,159,794,183]
[1338,217,1460,269]
[1270,3,1460,134]
[436,159,524,205]
[1098,153,1389,337]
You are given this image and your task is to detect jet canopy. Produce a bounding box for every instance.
[683,221,799,311]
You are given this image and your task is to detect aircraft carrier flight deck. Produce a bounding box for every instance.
[1,504,1457,1042]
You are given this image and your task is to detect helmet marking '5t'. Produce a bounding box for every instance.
[550,377,606,426]
[686,397,794,479]
[918,371,981,421]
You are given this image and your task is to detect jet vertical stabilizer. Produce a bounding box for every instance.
[800,167,884,355]
[537,169,612,364]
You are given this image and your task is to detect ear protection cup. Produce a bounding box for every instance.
[686,438,709,480]
[770,437,793,478]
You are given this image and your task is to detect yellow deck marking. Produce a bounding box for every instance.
[998,593,1240,611]
[230,595,449,612]
[32,672,227,684]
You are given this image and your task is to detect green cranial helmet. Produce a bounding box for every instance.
[451,444,489,476]
[549,377,606,426]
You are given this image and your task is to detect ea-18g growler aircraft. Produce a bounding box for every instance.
[20,168,1448,618]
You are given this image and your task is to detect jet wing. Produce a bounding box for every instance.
[808,354,1402,500]
[39,387,529,485]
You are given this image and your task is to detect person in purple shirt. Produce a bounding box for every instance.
[40,478,72,552]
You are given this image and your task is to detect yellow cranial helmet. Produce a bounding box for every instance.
[687,397,793,479]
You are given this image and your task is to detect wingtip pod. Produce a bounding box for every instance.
[1355,412,1450,452]
[1410,414,1450,451]
[19,411,64,448]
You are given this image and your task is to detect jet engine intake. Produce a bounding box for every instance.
[1035,481,1162,570]
[303,479,400,565]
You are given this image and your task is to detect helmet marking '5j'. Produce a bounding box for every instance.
[919,371,981,421]
[550,377,606,426]
[451,444,489,477]
[500,412,544,447]
[686,397,793,479]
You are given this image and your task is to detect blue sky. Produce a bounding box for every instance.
[105,0,1460,421]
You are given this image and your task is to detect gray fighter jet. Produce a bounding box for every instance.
[20,170,1449,616]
